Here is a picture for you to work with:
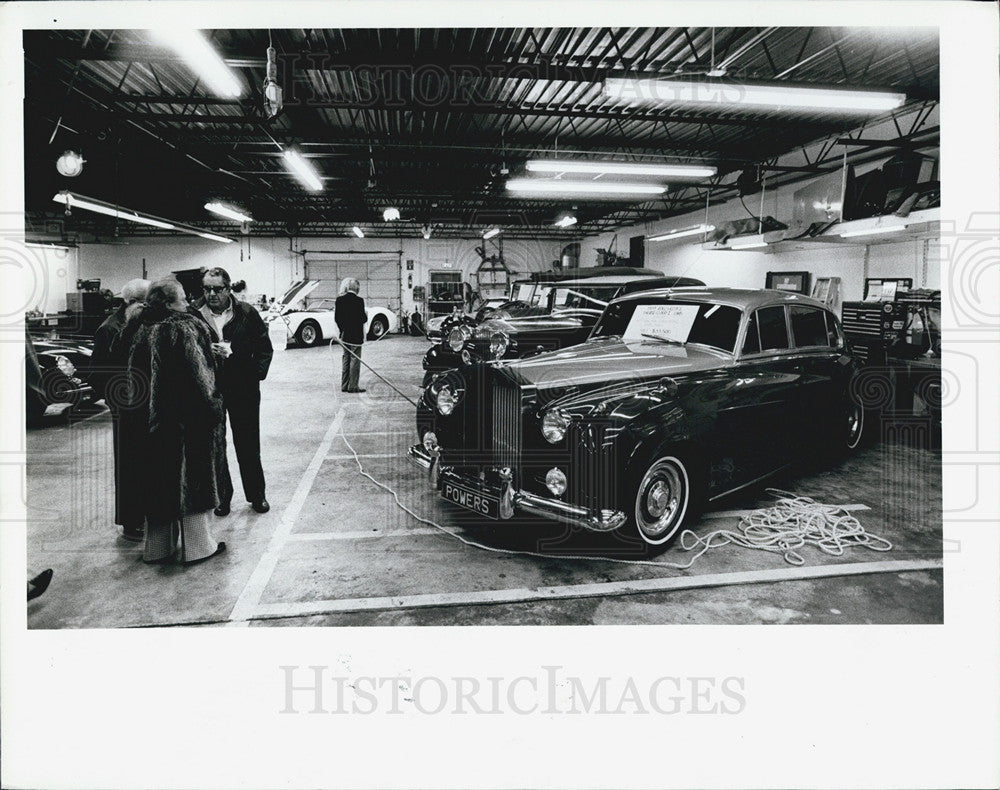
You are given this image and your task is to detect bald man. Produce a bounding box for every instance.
[92,278,150,541]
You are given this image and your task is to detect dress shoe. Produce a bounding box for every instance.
[27,568,54,601]
[122,525,144,542]
[182,541,227,566]
[347,388,367,393]
[251,499,270,513]
[214,501,231,517]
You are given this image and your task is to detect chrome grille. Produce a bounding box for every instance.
[491,375,521,471]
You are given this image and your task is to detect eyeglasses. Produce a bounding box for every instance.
[203,285,228,293]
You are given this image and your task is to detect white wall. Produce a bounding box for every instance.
[573,161,939,304]
[75,235,563,313]
[22,245,80,314]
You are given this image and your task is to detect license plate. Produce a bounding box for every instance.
[441,480,500,519]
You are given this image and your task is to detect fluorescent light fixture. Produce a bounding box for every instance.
[195,231,234,244]
[554,215,578,228]
[506,179,666,196]
[53,192,176,229]
[25,240,74,250]
[351,226,365,238]
[527,160,716,178]
[382,207,401,222]
[648,223,716,242]
[604,78,906,113]
[53,191,235,243]
[151,29,242,98]
[728,234,769,250]
[205,202,253,223]
[483,228,501,239]
[283,149,324,191]
[839,224,907,238]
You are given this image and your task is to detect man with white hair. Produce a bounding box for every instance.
[91,277,150,541]
[334,277,368,393]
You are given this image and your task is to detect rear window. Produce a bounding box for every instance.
[756,306,789,351]
[790,305,830,348]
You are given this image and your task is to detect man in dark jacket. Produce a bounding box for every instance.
[335,277,367,393]
[199,267,274,514]
[91,278,150,541]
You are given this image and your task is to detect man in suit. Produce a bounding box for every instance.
[91,278,150,541]
[199,267,273,515]
[335,277,367,393]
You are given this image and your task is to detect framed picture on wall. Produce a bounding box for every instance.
[765,270,811,294]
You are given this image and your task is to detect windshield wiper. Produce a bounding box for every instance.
[640,332,685,346]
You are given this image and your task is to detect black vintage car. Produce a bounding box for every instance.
[409,287,864,551]
[422,274,705,386]
[26,333,97,423]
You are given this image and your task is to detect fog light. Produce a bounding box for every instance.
[461,349,472,364]
[545,467,567,496]
[436,385,456,415]
[423,431,439,453]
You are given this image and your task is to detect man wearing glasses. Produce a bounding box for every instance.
[199,267,274,515]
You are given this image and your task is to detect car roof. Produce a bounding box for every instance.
[611,286,830,312]
[553,275,703,288]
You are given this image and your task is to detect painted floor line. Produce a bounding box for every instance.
[227,407,346,626]
[288,528,443,541]
[245,558,943,620]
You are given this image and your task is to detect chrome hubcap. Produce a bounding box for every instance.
[635,457,688,542]
[646,481,677,521]
[302,326,315,342]
[847,404,863,446]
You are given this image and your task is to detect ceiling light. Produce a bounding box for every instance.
[527,160,716,178]
[195,231,234,244]
[150,29,243,98]
[55,150,85,177]
[648,224,716,242]
[25,240,75,250]
[554,215,578,228]
[506,179,666,197]
[53,191,235,243]
[483,228,501,239]
[728,234,769,250]
[604,78,906,113]
[53,192,176,229]
[282,149,323,191]
[839,224,908,238]
[205,202,253,223]
[352,226,365,238]
[382,207,401,222]
[422,224,433,240]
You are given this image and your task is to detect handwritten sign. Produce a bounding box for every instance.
[623,303,699,342]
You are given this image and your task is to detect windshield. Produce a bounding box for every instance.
[592,298,742,353]
[551,285,620,312]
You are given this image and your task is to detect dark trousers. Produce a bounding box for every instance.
[111,411,144,528]
[341,343,362,391]
[216,389,265,504]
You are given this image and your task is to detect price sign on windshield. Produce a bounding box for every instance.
[623,303,699,342]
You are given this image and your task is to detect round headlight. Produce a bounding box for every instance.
[541,408,571,443]
[436,385,457,415]
[489,331,509,359]
[545,467,567,496]
[54,355,76,378]
[447,325,472,351]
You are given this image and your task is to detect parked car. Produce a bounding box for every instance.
[26,333,96,422]
[270,280,399,346]
[409,287,864,552]
[421,275,705,386]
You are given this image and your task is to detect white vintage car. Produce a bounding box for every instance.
[267,280,399,346]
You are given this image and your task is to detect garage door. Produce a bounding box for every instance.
[303,254,401,309]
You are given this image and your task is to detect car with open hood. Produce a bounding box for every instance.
[409,287,864,552]
[269,280,399,346]
[422,274,705,386]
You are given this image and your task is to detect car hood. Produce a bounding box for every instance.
[478,310,593,335]
[498,336,732,388]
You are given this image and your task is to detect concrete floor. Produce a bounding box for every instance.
[26,328,943,628]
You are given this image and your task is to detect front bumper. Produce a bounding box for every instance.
[407,443,626,532]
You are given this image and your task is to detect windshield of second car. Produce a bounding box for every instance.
[551,285,618,311]
[591,298,742,353]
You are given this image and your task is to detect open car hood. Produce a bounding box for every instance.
[273,279,321,315]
